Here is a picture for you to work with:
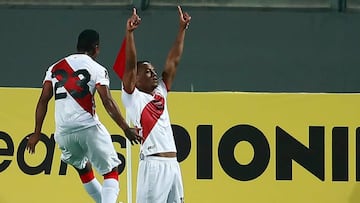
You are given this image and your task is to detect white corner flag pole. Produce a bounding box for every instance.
[126,111,132,203]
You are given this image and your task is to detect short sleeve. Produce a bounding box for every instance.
[158,80,168,97]
[121,83,136,108]
[42,66,53,84]
[95,64,110,87]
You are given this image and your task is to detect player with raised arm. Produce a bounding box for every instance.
[117,6,191,203]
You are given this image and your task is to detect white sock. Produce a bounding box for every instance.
[101,178,119,203]
[83,178,102,203]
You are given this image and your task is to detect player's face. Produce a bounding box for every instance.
[137,63,158,93]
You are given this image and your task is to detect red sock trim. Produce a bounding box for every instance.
[80,170,95,184]
[104,170,118,181]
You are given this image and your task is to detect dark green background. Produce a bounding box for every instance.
[1,6,360,92]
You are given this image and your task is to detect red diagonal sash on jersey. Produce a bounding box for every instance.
[140,94,165,142]
[52,59,94,115]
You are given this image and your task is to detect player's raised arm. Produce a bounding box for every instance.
[122,8,141,94]
[162,5,191,90]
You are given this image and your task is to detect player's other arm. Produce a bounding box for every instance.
[123,8,141,94]
[97,85,128,130]
[97,85,141,145]
[26,81,53,154]
[162,5,191,90]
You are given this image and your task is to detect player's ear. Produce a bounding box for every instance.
[91,45,100,58]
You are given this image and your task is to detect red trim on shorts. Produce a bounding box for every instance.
[80,170,95,183]
[104,170,119,181]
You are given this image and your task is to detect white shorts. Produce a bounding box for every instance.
[54,124,121,175]
[136,155,184,203]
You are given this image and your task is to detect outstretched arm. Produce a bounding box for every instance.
[162,5,191,90]
[122,8,141,94]
[97,85,142,145]
[26,81,53,154]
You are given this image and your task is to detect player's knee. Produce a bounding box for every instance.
[79,168,95,183]
[75,161,92,175]
[103,168,119,180]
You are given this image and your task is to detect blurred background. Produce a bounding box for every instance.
[1,0,360,92]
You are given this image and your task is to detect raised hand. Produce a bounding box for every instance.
[127,8,141,32]
[177,5,191,30]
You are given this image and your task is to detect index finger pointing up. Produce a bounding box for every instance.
[177,5,183,16]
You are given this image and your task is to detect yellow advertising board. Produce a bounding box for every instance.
[0,87,359,203]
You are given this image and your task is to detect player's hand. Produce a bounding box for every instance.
[127,8,141,32]
[26,133,41,154]
[177,5,191,30]
[124,127,143,145]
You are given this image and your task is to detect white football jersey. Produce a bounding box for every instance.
[122,80,177,156]
[43,54,109,134]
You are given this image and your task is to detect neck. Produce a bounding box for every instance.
[138,87,154,95]
[77,51,94,58]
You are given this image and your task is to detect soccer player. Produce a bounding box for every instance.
[117,6,191,203]
[26,28,141,203]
